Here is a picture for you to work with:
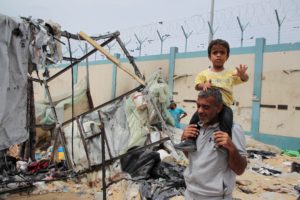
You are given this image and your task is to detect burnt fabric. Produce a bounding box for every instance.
[0,14,30,150]
[27,160,50,174]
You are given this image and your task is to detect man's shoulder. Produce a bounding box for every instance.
[176,107,185,112]
[232,122,247,156]
[232,122,244,134]
[232,122,243,128]
[168,109,175,113]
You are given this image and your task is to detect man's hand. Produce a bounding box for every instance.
[233,64,249,81]
[213,131,234,151]
[181,124,199,141]
[214,131,247,175]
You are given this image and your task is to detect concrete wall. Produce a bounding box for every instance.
[34,38,300,150]
[260,50,300,138]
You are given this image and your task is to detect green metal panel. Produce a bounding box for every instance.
[245,131,300,150]
[168,47,178,97]
[251,38,265,139]
[73,64,78,84]
[265,42,300,52]
[111,53,120,99]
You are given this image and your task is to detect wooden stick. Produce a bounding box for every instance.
[79,31,146,86]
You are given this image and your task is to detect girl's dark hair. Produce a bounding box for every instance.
[207,39,230,57]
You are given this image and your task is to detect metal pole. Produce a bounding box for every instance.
[80,31,146,86]
[181,25,193,53]
[275,10,280,44]
[182,26,187,52]
[208,22,215,42]
[237,17,249,47]
[237,17,243,47]
[97,112,106,200]
[157,30,163,54]
[157,30,170,54]
[85,43,94,109]
[76,118,91,168]
[275,9,280,44]
[67,37,75,162]
[122,39,131,58]
[47,36,117,82]
[85,43,90,88]
[241,31,244,47]
[208,0,215,43]
[275,9,286,44]
[134,33,145,56]
[107,42,115,53]
[278,25,281,44]
[44,81,73,170]
[116,36,143,79]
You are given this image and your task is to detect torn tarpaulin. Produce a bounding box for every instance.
[150,161,185,186]
[120,147,186,199]
[120,146,161,179]
[0,14,30,150]
[139,179,184,200]
[140,161,186,199]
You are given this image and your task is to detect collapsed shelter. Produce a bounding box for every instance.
[0,14,188,199]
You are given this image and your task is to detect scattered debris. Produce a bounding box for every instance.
[263,185,290,193]
[292,162,300,173]
[247,149,276,159]
[238,185,256,194]
[236,179,252,186]
[252,166,282,176]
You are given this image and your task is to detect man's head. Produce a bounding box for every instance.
[169,101,177,110]
[197,88,223,126]
[208,39,230,68]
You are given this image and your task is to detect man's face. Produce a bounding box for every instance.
[169,103,176,110]
[197,96,223,125]
[209,44,229,68]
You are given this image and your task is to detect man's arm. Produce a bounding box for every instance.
[227,145,247,175]
[180,111,187,120]
[214,131,247,175]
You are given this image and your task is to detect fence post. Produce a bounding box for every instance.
[251,38,265,139]
[111,53,120,99]
[168,47,178,98]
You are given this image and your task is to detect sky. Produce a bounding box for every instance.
[1,0,300,55]
[1,0,265,34]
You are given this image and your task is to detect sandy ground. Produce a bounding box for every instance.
[232,154,300,200]
[7,193,94,200]
[5,150,300,200]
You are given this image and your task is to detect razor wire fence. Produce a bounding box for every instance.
[62,0,300,60]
